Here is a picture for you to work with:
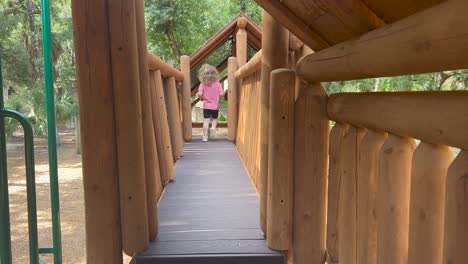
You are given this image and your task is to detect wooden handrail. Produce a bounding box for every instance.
[297,0,468,82]
[235,50,262,79]
[328,91,468,150]
[147,52,184,80]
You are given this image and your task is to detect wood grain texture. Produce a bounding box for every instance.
[71,0,123,261]
[267,69,295,250]
[297,0,468,82]
[108,0,149,254]
[253,0,331,51]
[236,68,262,190]
[408,142,454,264]
[135,0,161,241]
[150,71,175,185]
[164,77,184,160]
[377,135,416,264]
[328,91,468,150]
[228,57,238,141]
[338,126,366,264]
[357,130,387,264]
[443,150,468,264]
[235,50,262,80]
[147,52,184,80]
[293,80,329,264]
[236,27,248,67]
[259,11,289,235]
[326,123,349,264]
[180,55,192,141]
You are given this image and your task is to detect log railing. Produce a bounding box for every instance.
[232,53,262,190]
[325,91,467,264]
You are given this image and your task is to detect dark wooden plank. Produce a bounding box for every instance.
[136,140,283,263]
[139,240,279,255]
[137,254,284,264]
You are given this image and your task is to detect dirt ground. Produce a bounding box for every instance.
[6,127,226,263]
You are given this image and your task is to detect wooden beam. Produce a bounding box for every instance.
[236,18,248,67]
[293,80,329,264]
[235,50,262,80]
[180,55,192,141]
[267,69,295,250]
[328,91,468,150]
[164,77,184,160]
[135,0,161,242]
[71,0,122,261]
[108,0,149,254]
[227,57,238,141]
[297,0,468,82]
[443,150,468,264]
[260,11,289,235]
[253,0,331,51]
[377,135,415,264]
[147,52,184,80]
[408,143,454,264]
[192,122,228,128]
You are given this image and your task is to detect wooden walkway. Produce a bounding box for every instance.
[136,140,284,264]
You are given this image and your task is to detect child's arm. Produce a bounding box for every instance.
[198,84,205,101]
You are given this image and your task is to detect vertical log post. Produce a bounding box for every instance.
[71,0,123,261]
[135,0,161,241]
[338,126,366,264]
[154,72,175,182]
[377,135,416,264]
[108,0,149,255]
[164,76,184,160]
[180,55,192,141]
[293,79,329,263]
[227,57,238,141]
[260,11,289,234]
[443,150,468,264]
[149,71,175,185]
[327,123,349,264]
[267,69,295,250]
[357,130,388,264]
[236,17,248,67]
[408,143,454,264]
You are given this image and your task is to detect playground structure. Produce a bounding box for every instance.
[1,0,468,263]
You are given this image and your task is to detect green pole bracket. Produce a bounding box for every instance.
[40,0,63,262]
[0,109,40,264]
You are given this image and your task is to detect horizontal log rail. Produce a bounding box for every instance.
[328,91,468,150]
[147,52,184,80]
[297,0,468,82]
[192,122,228,128]
[235,50,262,79]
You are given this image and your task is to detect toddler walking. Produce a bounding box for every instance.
[197,64,224,142]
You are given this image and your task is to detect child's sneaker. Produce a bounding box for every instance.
[210,128,217,139]
[202,136,208,142]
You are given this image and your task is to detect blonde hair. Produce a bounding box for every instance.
[198,64,219,85]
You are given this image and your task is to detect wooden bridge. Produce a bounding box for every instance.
[70,0,467,264]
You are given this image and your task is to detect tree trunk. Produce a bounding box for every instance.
[25,0,42,81]
[165,20,182,60]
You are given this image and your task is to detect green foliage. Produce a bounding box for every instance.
[145,0,262,63]
[1,0,77,137]
[327,70,468,95]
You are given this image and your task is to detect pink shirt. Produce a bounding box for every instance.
[198,81,224,110]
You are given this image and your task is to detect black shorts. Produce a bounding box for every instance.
[203,109,219,119]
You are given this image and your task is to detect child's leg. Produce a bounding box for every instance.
[211,118,218,130]
[203,118,210,138]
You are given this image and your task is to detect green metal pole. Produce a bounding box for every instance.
[0,48,13,264]
[40,0,62,263]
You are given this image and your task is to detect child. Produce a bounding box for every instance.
[197,64,224,142]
